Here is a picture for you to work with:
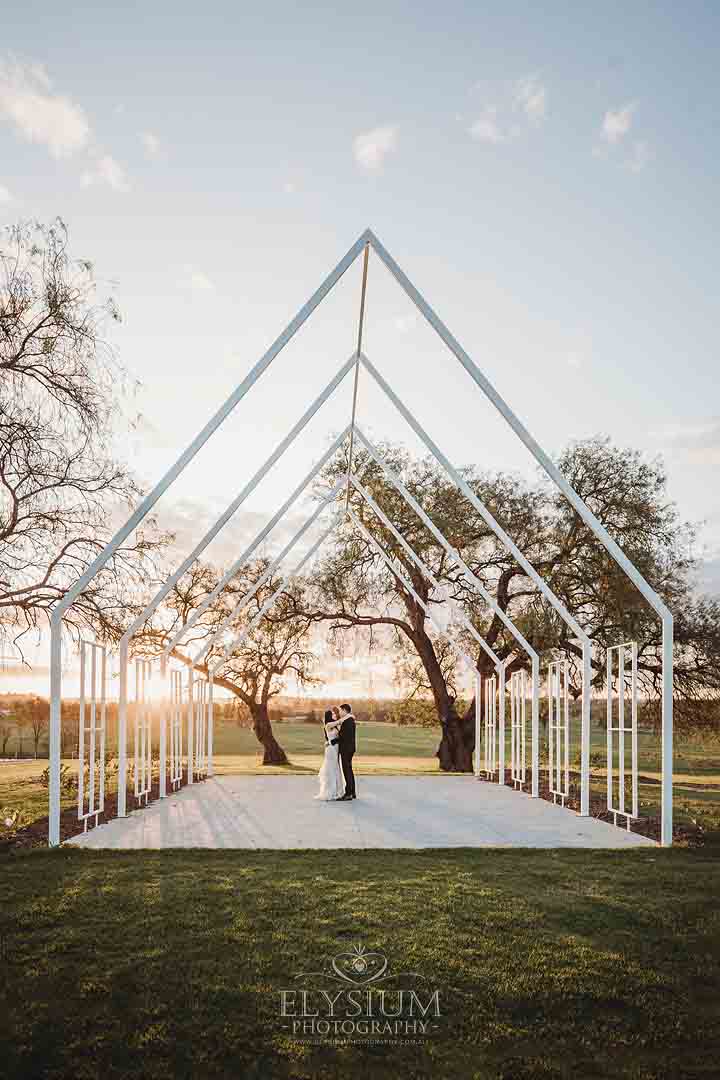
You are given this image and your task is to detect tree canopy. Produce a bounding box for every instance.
[0,220,168,655]
[284,435,720,769]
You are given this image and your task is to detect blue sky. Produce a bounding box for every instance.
[2,0,719,617]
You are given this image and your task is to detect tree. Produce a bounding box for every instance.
[21,696,49,757]
[0,219,169,654]
[296,438,720,771]
[134,560,319,764]
[0,711,14,755]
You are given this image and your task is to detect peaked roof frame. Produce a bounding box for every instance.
[48,229,673,847]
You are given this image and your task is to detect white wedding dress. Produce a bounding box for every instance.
[315,721,345,801]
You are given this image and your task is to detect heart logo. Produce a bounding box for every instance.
[331,945,388,985]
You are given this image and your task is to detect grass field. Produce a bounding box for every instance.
[3,719,720,839]
[1,847,719,1079]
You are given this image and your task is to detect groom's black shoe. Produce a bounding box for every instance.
[338,793,353,801]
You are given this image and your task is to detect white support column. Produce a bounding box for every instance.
[497,663,506,786]
[474,672,481,778]
[49,612,62,847]
[187,667,194,785]
[77,643,86,821]
[580,641,592,816]
[661,615,674,846]
[117,638,128,817]
[208,677,214,777]
[531,655,540,798]
[159,655,167,799]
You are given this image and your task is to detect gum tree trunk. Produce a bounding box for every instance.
[250,702,288,765]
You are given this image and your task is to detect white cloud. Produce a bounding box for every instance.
[602,102,635,143]
[180,264,216,292]
[353,125,398,172]
[628,140,652,173]
[468,105,505,144]
[0,183,12,203]
[515,76,546,124]
[80,154,130,193]
[0,57,90,158]
[140,130,161,159]
[653,418,720,466]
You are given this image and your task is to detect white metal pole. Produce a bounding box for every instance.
[354,428,538,662]
[122,358,357,659]
[163,428,351,657]
[531,654,539,798]
[358,357,596,808]
[208,677,214,777]
[159,658,167,799]
[498,663,506,786]
[474,673,481,778]
[48,613,63,846]
[209,512,345,676]
[353,429,541,750]
[580,641,592,816]
[100,646,107,813]
[117,639,128,817]
[197,481,345,666]
[77,643,86,820]
[661,614,674,846]
[187,668,194,785]
[348,512,479,694]
[54,235,370,627]
[350,475,502,668]
[366,230,672,613]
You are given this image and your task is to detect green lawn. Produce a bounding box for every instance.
[3,718,720,839]
[1,847,719,1078]
[212,719,442,756]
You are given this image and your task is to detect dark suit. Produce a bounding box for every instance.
[337,713,356,797]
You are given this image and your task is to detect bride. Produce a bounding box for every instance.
[315,707,345,800]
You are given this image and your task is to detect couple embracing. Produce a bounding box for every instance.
[315,704,357,802]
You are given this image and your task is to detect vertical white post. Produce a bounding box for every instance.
[631,641,638,820]
[473,672,481,778]
[88,644,97,815]
[606,647,613,810]
[117,639,128,817]
[208,677,214,777]
[497,664,506,785]
[159,656,167,798]
[187,667,194,785]
[661,615,674,846]
[580,642,591,816]
[99,647,107,813]
[49,613,62,846]
[531,655,539,798]
[618,644,626,815]
[77,644,86,820]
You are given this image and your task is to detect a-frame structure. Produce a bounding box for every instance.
[49,229,674,846]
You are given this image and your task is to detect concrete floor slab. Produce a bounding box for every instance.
[67,775,656,850]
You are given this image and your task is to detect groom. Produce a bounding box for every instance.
[337,703,357,801]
